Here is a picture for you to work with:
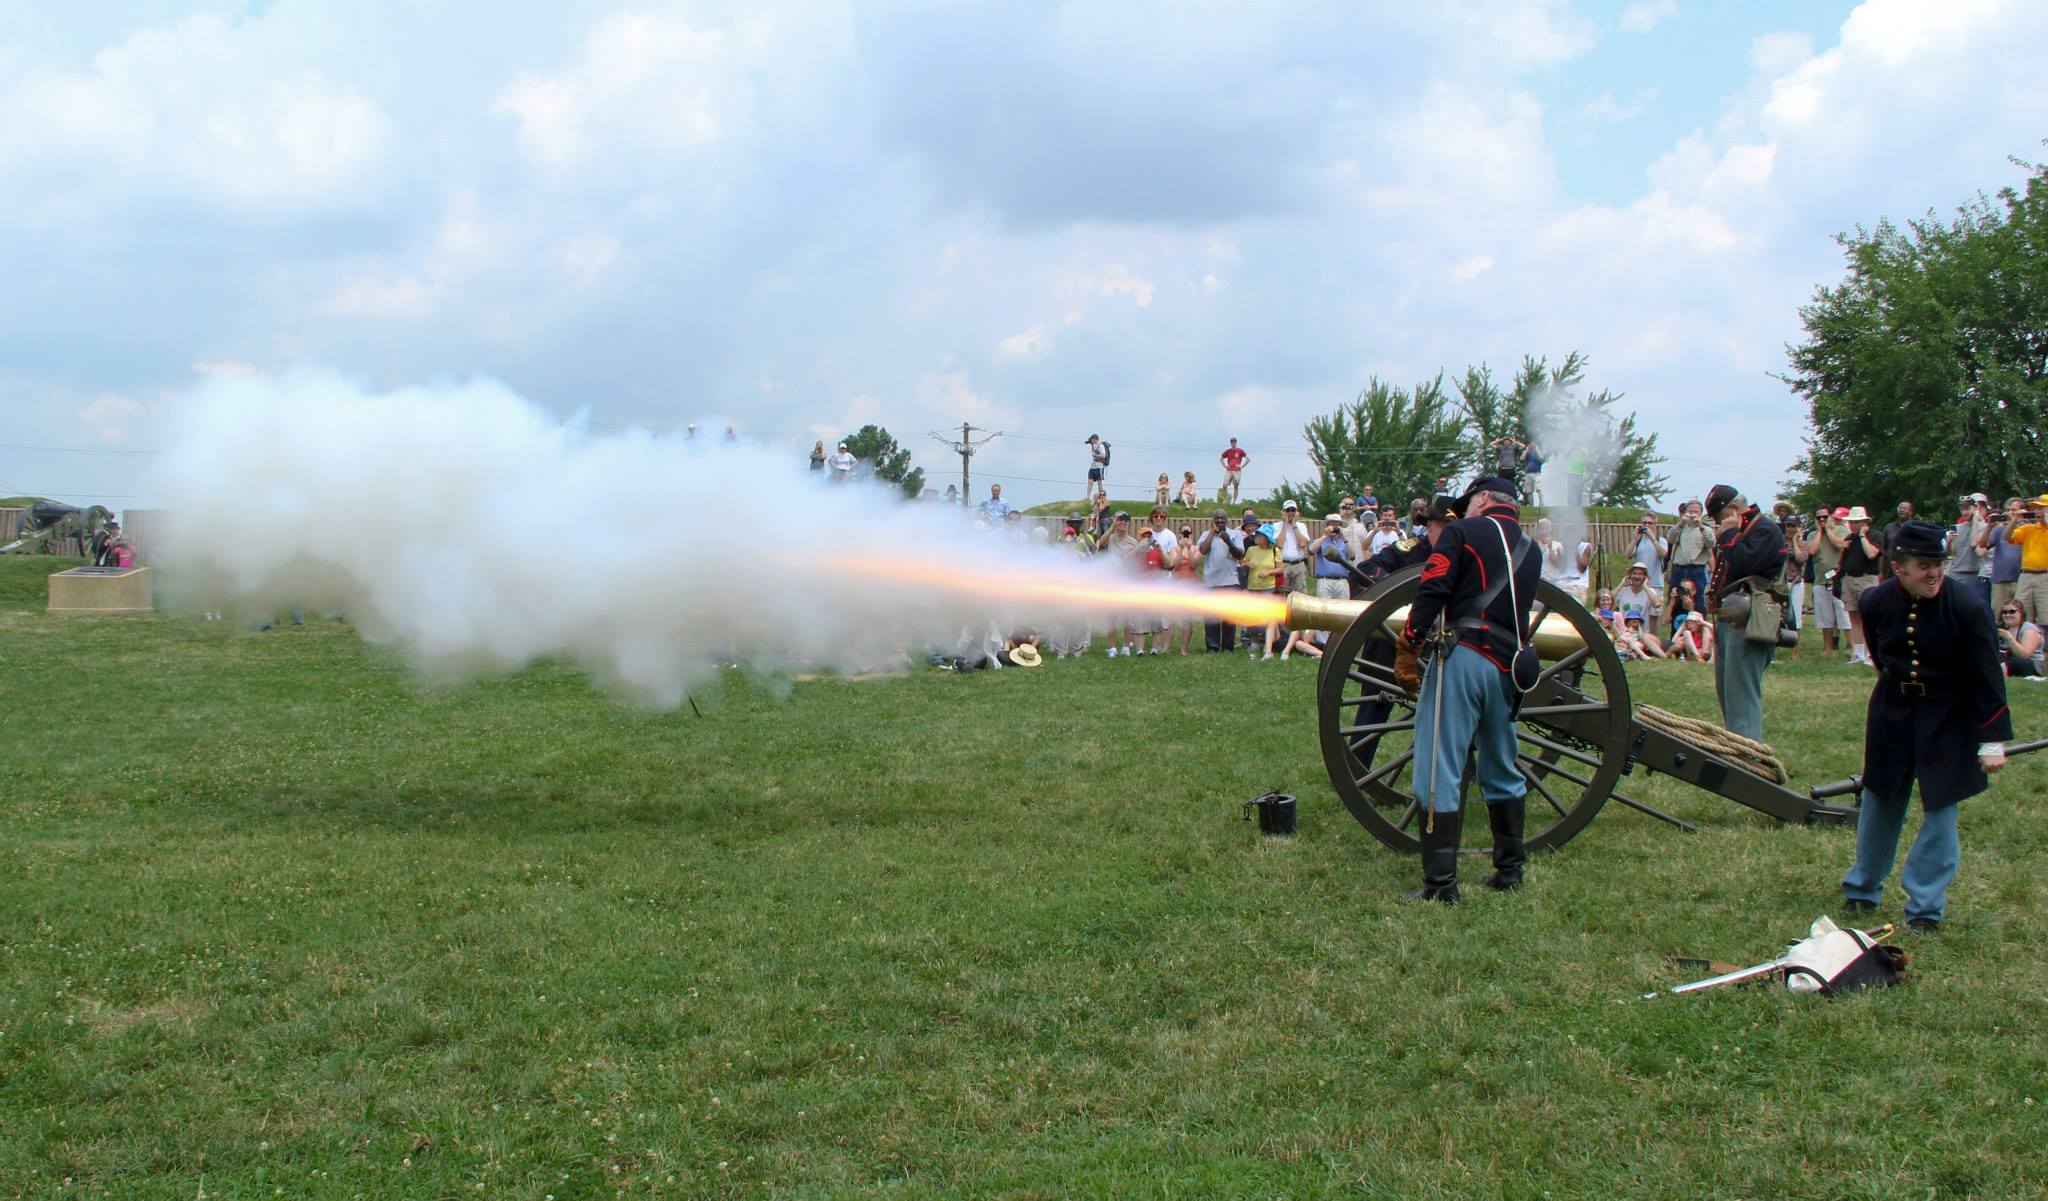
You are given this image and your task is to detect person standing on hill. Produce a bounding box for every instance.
[1083,435,1111,505]
[1219,438,1249,504]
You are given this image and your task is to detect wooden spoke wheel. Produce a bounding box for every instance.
[1314,565,1633,854]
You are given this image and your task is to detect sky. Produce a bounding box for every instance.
[2,0,2044,513]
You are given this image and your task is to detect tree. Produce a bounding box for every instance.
[1454,353,1668,508]
[1781,156,2048,514]
[1267,375,1472,514]
[843,424,926,498]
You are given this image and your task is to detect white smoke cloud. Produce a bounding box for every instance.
[151,370,1250,708]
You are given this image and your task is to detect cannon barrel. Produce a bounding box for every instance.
[1287,592,1590,658]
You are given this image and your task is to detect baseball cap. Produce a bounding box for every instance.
[1832,506,1850,520]
[1282,499,1298,510]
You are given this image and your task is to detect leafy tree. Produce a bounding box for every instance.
[1454,353,1668,509]
[1781,156,2048,514]
[1267,376,1472,514]
[843,424,926,498]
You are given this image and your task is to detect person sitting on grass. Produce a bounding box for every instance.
[1997,601,2043,678]
[1618,614,1667,660]
[1670,590,1714,663]
[1177,471,1200,509]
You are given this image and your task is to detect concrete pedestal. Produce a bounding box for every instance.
[48,566,154,615]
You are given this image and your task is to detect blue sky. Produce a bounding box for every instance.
[2,0,2043,512]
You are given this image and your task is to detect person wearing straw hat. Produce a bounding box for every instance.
[1842,520,2009,932]
[1703,484,1789,742]
[1838,506,1883,665]
[1396,477,1540,902]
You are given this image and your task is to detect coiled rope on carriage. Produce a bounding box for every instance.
[1635,705,1791,785]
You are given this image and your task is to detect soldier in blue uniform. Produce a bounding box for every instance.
[1842,521,2010,932]
[1394,477,1542,902]
[1342,496,1457,772]
[1703,483,1789,741]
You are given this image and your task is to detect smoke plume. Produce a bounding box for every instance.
[152,370,1271,708]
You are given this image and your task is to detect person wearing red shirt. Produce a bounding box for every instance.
[1219,438,1249,504]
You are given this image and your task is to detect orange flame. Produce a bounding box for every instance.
[822,552,1290,626]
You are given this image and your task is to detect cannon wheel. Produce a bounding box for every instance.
[1315,565,1633,854]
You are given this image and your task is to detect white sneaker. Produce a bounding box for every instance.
[1150,647,1161,655]
[1280,648,1291,661]
[1261,651,1274,661]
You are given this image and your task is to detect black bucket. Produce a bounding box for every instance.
[1242,792,1297,836]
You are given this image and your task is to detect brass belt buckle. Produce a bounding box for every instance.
[1897,681,1927,698]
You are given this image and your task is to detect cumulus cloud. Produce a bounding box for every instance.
[0,12,392,211]
[1618,1,1679,35]
[493,10,761,167]
[5,0,2048,517]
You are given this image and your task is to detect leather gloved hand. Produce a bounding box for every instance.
[1393,633,1424,694]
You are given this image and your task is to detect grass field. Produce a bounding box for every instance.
[2,555,2044,1199]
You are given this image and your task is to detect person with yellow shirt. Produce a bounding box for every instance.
[1242,529,1285,660]
[2002,494,2048,622]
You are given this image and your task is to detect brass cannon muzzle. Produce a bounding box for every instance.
[1286,592,1589,658]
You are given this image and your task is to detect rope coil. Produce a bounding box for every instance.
[1636,705,1790,784]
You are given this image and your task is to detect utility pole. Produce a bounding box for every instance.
[929,422,1002,503]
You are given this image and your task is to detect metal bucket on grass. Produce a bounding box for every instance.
[1242,792,1297,836]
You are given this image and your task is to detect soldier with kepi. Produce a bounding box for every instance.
[1394,476,1542,902]
[1841,521,2010,932]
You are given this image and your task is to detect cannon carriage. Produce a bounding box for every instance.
[1285,566,1862,855]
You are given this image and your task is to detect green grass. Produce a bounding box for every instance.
[2,555,2044,1199]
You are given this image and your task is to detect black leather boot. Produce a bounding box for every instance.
[1404,806,1462,902]
[1482,796,1526,891]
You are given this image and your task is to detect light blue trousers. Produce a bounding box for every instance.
[1843,786,1961,924]
[1714,620,1773,741]
[1412,643,1526,815]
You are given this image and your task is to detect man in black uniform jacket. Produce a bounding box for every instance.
[1394,477,1542,902]
[1703,484,1789,741]
[1842,521,2010,931]
[1342,496,1457,771]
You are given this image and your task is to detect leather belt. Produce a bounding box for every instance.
[1883,675,1946,699]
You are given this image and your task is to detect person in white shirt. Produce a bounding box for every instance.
[1198,509,1248,652]
[1533,517,1566,585]
[1560,532,1593,601]
[828,442,856,481]
[1368,511,1403,557]
[1274,499,1311,593]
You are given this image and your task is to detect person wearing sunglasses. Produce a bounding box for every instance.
[1997,601,2043,677]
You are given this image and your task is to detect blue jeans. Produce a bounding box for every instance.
[1412,643,1526,815]
[1843,786,1961,924]
[1668,565,1709,627]
[1714,620,1773,741]
[1204,586,1239,652]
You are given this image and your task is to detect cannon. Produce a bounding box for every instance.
[1285,566,1861,855]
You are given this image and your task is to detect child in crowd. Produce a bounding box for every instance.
[1670,590,1714,662]
[1177,471,1200,508]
